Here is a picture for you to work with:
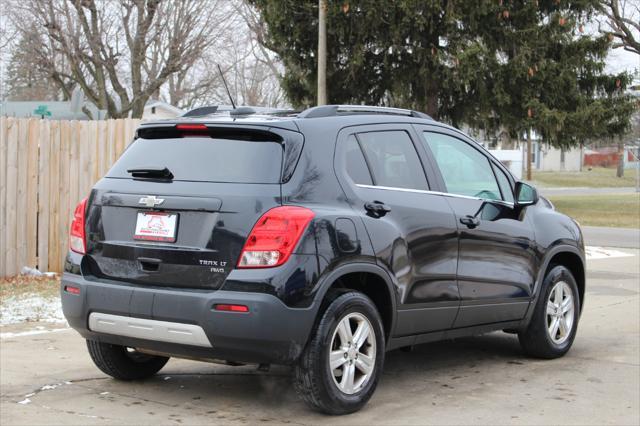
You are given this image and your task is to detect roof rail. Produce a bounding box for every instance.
[298,105,432,119]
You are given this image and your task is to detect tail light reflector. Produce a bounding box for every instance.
[214,304,249,313]
[237,206,315,268]
[64,285,80,295]
[69,197,88,254]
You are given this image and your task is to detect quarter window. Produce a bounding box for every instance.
[345,135,373,185]
[422,132,502,201]
[356,131,428,190]
[493,164,515,203]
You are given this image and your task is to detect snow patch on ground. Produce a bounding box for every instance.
[0,294,65,325]
[0,328,69,339]
[16,382,74,405]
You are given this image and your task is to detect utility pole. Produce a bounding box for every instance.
[526,128,533,181]
[317,0,327,106]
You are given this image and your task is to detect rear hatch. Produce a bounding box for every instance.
[84,123,302,289]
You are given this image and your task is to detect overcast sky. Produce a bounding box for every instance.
[607,48,640,76]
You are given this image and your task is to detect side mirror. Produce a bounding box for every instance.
[515,182,538,206]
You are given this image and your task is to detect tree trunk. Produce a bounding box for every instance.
[526,128,532,181]
[617,141,625,178]
[131,97,147,119]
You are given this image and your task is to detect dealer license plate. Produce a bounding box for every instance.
[133,212,178,242]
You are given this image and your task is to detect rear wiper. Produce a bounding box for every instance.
[127,166,174,180]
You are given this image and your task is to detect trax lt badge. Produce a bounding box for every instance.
[138,195,165,208]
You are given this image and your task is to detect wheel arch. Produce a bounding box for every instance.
[525,244,585,327]
[546,251,585,313]
[312,262,398,341]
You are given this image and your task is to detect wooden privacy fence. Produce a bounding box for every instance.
[0,117,141,278]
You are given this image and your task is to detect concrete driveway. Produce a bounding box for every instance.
[1,250,638,425]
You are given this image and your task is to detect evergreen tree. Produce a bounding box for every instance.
[249,0,475,121]
[463,0,634,149]
[250,0,634,150]
[4,31,64,101]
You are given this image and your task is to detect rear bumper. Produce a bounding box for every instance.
[61,272,317,365]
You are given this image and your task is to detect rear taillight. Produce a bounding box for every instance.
[237,206,315,268]
[69,197,88,254]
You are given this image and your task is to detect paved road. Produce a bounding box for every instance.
[1,252,639,425]
[539,186,638,196]
[583,226,640,249]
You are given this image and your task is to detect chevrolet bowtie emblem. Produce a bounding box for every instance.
[138,195,165,207]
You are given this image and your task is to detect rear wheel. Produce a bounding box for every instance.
[294,291,385,415]
[86,340,169,380]
[519,265,580,359]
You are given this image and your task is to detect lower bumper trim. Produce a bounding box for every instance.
[88,312,212,348]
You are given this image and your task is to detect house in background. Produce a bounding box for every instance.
[0,100,103,120]
[530,141,582,172]
[466,126,583,176]
[142,100,184,120]
[1,99,184,121]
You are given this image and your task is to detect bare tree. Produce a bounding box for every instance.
[9,0,231,118]
[600,0,640,55]
[4,28,67,101]
[161,1,287,110]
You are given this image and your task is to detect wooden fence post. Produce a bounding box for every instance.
[5,119,18,276]
[16,119,29,273]
[26,119,40,268]
[37,120,51,272]
[0,117,7,277]
[47,121,61,273]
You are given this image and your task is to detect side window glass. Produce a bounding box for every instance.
[357,131,428,190]
[422,132,502,201]
[493,164,514,203]
[344,135,373,185]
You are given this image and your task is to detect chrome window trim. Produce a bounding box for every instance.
[355,184,515,207]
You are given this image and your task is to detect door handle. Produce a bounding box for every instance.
[364,201,391,218]
[460,215,480,229]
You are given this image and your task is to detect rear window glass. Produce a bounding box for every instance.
[107,138,283,183]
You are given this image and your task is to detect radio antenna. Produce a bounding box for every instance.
[217,64,236,109]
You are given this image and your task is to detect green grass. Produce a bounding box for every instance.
[548,194,640,228]
[533,167,637,188]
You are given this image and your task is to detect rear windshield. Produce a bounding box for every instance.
[107,138,283,183]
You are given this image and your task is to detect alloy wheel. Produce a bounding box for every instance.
[546,281,575,345]
[329,312,377,395]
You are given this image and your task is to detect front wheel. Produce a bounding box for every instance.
[519,265,581,359]
[294,291,385,415]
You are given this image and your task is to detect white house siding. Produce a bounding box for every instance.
[489,149,524,180]
[537,145,582,171]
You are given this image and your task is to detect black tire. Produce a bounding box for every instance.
[294,291,385,415]
[86,340,169,380]
[519,265,581,359]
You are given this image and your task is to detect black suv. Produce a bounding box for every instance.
[62,105,585,414]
